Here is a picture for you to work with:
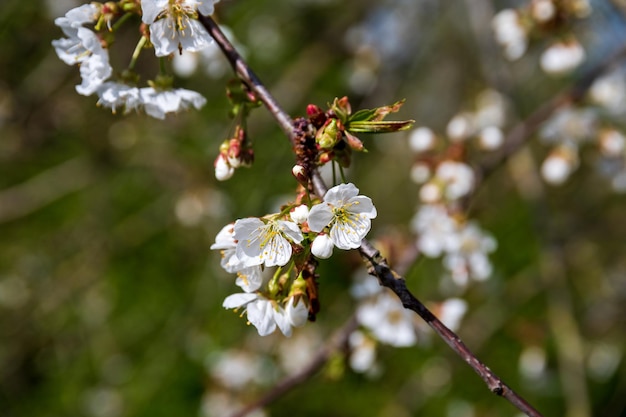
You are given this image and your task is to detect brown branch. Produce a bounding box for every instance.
[197,14,297,145]
[199,14,544,417]
[229,316,359,417]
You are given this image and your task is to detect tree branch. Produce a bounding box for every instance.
[199,14,544,417]
[229,316,359,417]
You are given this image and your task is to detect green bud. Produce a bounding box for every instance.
[316,118,341,149]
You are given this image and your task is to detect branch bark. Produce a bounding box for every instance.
[199,14,544,417]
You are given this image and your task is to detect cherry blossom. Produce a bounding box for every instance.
[140,0,220,57]
[211,224,264,292]
[233,218,303,267]
[307,183,377,250]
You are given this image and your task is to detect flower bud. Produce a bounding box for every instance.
[306,104,326,128]
[292,164,308,184]
[214,154,234,181]
[316,118,341,149]
[311,234,334,259]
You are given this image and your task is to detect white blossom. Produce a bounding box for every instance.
[210,224,263,292]
[478,126,504,150]
[223,293,277,336]
[599,129,626,157]
[233,218,303,267]
[540,39,586,75]
[214,154,234,181]
[348,330,378,373]
[138,87,206,119]
[140,0,219,57]
[408,127,436,152]
[222,293,306,337]
[96,82,142,114]
[307,183,377,250]
[54,4,100,30]
[356,291,417,347]
[492,9,528,60]
[541,152,576,185]
[289,205,309,224]
[52,11,112,96]
[442,222,497,285]
[434,161,475,200]
[411,204,458,257]
[310,234,334,259]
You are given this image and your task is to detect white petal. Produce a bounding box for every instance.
[198,0,220,15]
[324,183,359,205]
[307,203,334,232]
[141,0,168,24]
[223,292,256,309]
[277,220,304,244]
[247,299,277,336]
[286,298,308,328]
[311,234,334,259]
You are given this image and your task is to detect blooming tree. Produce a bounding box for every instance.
[3,0,625,416]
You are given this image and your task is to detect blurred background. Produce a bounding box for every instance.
[1,0,626,416]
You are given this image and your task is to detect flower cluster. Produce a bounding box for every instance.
[536,68,626,191]
[407,118,497,287]
[347,271,468,375]
[52,1,220,118]
[212,183,377,336]
[411,205,496,287]
[409,89,508,156]
[492,0,591,74]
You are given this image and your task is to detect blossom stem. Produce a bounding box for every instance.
[111,12,133,32]
[128,35,147,70]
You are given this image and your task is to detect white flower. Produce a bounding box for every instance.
[222,293,306,337]
[446,112,474,142]
[540,107,596,145]
[437,298,468,332]
[435,161,475,200]
[411,204,458,257]
[540,39,586,75]
[307,183,377,250]
[52,23,112,96]
[478,126,504,150]
[52,5,112,96]
[442,222,496,285]
[223,293,277,336]
[408,127,436,152]
[214,154,234,181]
[233,218,303,267]
[348,330,378,373]
[210,224,263,292]
[356,291,417,347]
[492,9,528,60]
[141,0,219,57]
[598,129,626,157]
[54,4,100,30]
[530,0,556,23]
[541,151,576,185]
[310,234,334,259]
[289,205,309,224]
[283,296,308,331]
[590,71,626,113]
[138,87,206,119]
[96,82,142,114]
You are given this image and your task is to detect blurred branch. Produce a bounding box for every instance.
[199,14,544,417]
[479,45,626,180]
[0,157,93,223]
[229,316,359,417]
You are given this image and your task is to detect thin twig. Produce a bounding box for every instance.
[229,316,359,417]
[199,14,544,417]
